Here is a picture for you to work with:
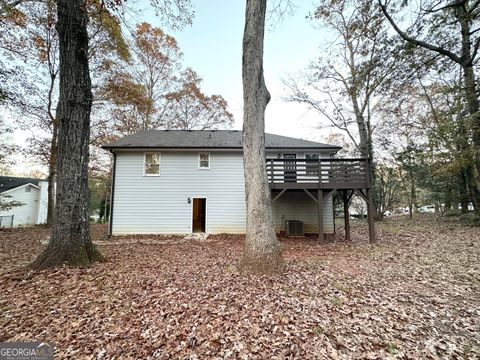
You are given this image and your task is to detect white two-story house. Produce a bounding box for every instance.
[103,130,372,237]
[0,176,49,227]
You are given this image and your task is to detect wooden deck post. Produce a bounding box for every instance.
[318,189,324,240]
[343,190,350,241]
[366,188,376,243]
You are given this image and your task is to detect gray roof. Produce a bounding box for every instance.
[102,130,341,150]
[0,176,43,193]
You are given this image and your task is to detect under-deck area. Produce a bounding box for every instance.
[266,158,375,242]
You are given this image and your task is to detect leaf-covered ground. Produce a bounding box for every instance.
[0,216,479,359]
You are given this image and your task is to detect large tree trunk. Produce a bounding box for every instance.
[458,169,470,213]
[408,172,415,219]
[458,5,480,211]
[46,123,58,226]
[351,93,381,220]
[461,64,480,215]
[32,0,103,268]
[238,0,285,275]
[351,97,369,159]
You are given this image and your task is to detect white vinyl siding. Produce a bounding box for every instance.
[112,150,335,235]
[0,182,49,226]
[271,191,334,233]
[113,151,245,234]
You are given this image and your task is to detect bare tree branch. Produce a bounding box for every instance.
[378,0,462,63]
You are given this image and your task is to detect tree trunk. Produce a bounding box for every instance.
[238,0,285,275]
[46,123,58,226]
[464,162,480,212]
[351,98,369,159]
[351,94,380,219]
[410,164,417,219]
[444,184,452,211]
[461,64,480,215]
[458,169,470,213]
[409,177,415,219]
[32,0,103,269]
[457,6,480,214]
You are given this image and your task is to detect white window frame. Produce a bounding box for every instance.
[198,152,210,169]
[143,152,161,176]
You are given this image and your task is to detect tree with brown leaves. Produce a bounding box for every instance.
[102,23,233,135]
[163,68,233,130]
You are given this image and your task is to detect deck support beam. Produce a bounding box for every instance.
[303,189,318,204]
[343,190,350,242]
[354,189,376,243]
[366,188,376,243]
[272,189,287,203]
[318,189,323,240]
[342,190,355,241]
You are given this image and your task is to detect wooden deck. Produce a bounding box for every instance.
[266,158,375,242]
[266,158,371,190]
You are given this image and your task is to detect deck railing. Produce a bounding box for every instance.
[266,158,370,189]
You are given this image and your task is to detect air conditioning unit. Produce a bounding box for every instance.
[285,220,304,236]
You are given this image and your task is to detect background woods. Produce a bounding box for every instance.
[287,0,480,219]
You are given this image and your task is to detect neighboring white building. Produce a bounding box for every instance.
[0,176,49,227]
[103,130,344,236]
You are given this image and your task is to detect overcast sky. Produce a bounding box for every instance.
[141,0,331,142]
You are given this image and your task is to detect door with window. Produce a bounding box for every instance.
[192,198,206,233]
[305,153,319,180]
[283,154,297,182]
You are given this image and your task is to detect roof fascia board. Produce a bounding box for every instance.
[106,147,341,152]
[0,183,40,194]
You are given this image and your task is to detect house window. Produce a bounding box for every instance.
[25,187,31,192]
[198,152,210,169]
[144,152,160,176]
[305,154,319,175]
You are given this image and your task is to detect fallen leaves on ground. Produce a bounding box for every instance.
[0,216,479,359]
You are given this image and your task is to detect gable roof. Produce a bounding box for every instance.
[102,130,341,151]
[0,176,43,193]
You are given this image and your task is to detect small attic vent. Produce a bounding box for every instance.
[285,220,304,236]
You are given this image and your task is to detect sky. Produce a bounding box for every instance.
[141,0,330,142]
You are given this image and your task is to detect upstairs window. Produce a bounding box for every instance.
[198,152,210,169]
[305,153,319,175]
[144,152,160,176]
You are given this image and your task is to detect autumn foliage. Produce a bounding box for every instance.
[101,22,233,137]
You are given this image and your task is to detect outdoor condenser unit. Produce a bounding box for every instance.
[285,220,304,236]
